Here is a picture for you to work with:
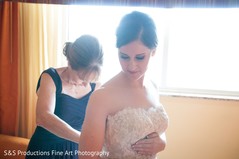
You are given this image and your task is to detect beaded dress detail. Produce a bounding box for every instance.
[102,105,168,159]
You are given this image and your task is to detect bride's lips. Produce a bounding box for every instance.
[128,70,138,74]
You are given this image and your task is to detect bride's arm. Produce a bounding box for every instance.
[79,90,108,159]
[131,132,167,155]
[131,80,168,155]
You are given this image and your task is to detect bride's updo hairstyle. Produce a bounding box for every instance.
[116,11,158,50]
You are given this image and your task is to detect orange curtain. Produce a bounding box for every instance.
[0,1,19,136]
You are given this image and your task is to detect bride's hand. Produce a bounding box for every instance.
[131,132,166,156]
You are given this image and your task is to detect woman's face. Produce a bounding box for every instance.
[118,40,155,80]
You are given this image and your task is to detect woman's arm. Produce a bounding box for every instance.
[36,73,81,143]
[79,90,108,159]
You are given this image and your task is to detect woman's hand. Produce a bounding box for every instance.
[131,132,166,156]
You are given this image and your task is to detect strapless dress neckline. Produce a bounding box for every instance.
[107,106,157,118]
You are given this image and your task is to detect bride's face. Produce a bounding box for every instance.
[118,40,155,80]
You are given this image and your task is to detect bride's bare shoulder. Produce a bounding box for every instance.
[91,84,117,98]
[87,84,119,115]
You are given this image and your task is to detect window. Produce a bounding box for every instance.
[160,9,239,98]
[64,6,239,99]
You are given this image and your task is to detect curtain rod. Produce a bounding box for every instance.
[2,0,239,8]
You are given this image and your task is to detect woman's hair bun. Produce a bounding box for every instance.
[63,42,73,57]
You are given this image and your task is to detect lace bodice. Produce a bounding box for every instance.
[102,105,168,159]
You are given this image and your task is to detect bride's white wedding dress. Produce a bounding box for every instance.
[102,105,168,159]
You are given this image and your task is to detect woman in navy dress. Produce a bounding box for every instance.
[26,35,103,159]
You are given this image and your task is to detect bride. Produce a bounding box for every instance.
[79,11,169,159]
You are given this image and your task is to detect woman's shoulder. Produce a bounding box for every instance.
[40,67,65,76]
[41,67,66,83]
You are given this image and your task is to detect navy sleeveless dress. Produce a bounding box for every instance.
[26,68,96,159]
